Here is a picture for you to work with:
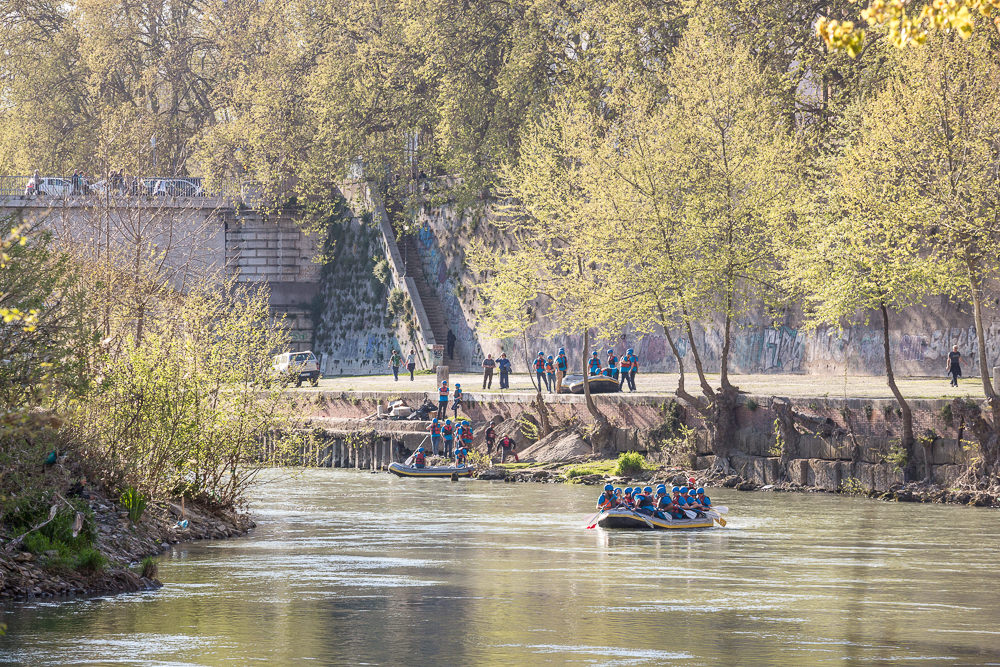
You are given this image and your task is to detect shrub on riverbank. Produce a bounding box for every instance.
[614,452,648,476]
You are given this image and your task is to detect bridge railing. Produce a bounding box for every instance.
[0,175,246,202]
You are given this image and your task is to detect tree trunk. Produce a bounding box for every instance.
[582,328,605,423]
[720,312,734,391]
[684,319,715,398]
[880,302,914,468]
[522,331,537,392]
[967,258,998,406]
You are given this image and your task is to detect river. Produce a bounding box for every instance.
[2,469,1000,665]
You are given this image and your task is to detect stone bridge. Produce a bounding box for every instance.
[0,187,321,350]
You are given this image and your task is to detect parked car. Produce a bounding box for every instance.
[273,350,320,387]
[143,178,203,197]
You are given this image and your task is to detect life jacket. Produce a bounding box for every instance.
[500,437,513,449]
[439,385,449,400]
[413,451,425,465]
[599,493,615,509]
[589,357,602,373]
[460,425,472,441]
[607,354,618,369]
[442,424,454,438]
[545,360,554,373]
[620,356,633,370]
[628,354,638,370]
[454,388,462,400]
[699,495,711,506]
[623,494,634,507]
[430,424,442,436]
[534,357,545,371]
[557,354,567,371]
[485,429,496,442]
[637,494,655,509]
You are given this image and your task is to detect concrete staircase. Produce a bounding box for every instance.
[399,234,469,370]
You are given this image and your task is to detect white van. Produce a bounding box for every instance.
[273,350,320,387]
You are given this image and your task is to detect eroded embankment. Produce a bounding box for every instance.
[290,388,995,504]
[1,493,253,601]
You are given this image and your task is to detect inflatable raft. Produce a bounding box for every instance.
[563,374,621,394]
[596,508,714,530]
[387,462,475,478]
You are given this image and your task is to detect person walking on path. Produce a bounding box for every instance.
[948,345,962,387]
[389,350,402,381]
[555,348,568,394]
[452,383,463,417]
[437,380,449,419]
[498,353,511,389]
[482,354,496,389]
[533,352,548,391]
[406,349,416,381]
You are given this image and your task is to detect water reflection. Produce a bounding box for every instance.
[3,469,1000,665]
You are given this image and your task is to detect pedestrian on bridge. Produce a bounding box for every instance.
[948,345,962,387]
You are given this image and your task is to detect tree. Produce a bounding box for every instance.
[781,198,953,479]
[818,0,999,55]
[841,32,1000,474]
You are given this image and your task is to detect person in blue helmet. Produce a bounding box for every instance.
[597,484,617,510]
[635,486,657,515]
[614,487,623,504]
[624,348,638,391]
[452,383,463,417]
[455,443,469,467]
[619,349,633,391]
[695,487,712,509]
[428,418,442,456]
[437,379,449,419]
[652,485,670,519]
[555,348,568,393]
[442,419,455,460]
[660,486,686,519]
[589,351,602,376]
[622,487,635,508]
[545,356,556,394]
[605,349,619,380]
[533,352,548,391]
[407,446,427,469]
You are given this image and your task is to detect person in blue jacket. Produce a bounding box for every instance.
[588,352,602,376]
[623,348,638,391]
[497,352,512,389]
[437,380,449,419]
[442,419,455,459]
[695,488,712,508]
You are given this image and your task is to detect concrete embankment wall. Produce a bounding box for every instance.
[293,390,971,492]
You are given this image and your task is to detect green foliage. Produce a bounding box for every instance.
[770,418,785,457]
[140,556,158,579]
[883,441,909,472]
[564,460,618,479]
[373,258,391,287]
[74,548,107,573]
[69,279,300,503]
[120,487,148,523]
[386,288,409,320]
[613,451,648,476]
[941,403,954,427]
[840,477,871,497]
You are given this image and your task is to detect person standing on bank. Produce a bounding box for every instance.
[437,380,449,419]
[948,345,962,387]
[389,349,402,381]
[534,352,548,391]
[482,354,496,389]
[498,353,512,389]
[406,349,416,381]
[555,348,568,394]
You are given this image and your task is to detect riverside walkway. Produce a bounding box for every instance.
[302,372,985,401]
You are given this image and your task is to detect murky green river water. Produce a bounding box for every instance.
[3,469,1000,665]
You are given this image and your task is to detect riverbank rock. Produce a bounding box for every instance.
[518,429,592,463]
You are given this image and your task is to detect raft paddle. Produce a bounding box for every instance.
[706,510,727,527]
[631,510,655,529]
[584,511,603,529]
[708,505,728,513]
